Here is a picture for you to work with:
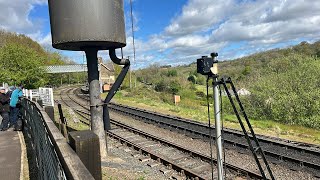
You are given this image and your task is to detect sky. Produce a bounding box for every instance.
[0,0,320,69]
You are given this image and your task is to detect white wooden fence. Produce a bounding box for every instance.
[23,88,54,107]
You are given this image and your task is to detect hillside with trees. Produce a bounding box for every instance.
[217,41,320,129]
[0,30,87,88]
[122,41,320,129]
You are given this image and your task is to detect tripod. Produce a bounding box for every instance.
[200,53,274,180]
[218,77,275,180]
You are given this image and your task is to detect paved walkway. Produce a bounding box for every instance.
[0,131,24,180]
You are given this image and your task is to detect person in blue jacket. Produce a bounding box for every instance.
[9,84,23,128]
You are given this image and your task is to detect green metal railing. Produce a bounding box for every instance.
[21,98,66,180]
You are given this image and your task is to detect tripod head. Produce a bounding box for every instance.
[197,52,218,77]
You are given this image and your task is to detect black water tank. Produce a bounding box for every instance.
[48,0,126,51]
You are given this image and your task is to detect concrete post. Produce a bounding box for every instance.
[44,106,55,121]
[49,88,54,107]
[25,89,29,98]
[68,130,101,180]
[85,49,107,159]
[30,90,33,100]
[37,99,43,108]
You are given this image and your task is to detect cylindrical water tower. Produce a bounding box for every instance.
[48,0,128,161]
[48,0,126,50]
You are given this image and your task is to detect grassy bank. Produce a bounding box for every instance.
[53,105,89,131]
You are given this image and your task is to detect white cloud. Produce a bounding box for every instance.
[262,0,320,23]
[211,0,320,44]
[27,31,52,49]
[164,0,234,36]
[0,0,46,33]
[167,35,209,48]
[2,0,319,67]
[38,33,52,46]
[0,0,51,53]
[131,0,320,67]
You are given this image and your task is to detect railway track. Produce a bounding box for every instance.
[57,87,91,126]
[60,87,265,179]
[76,87,320,178]
[107,102,320,174]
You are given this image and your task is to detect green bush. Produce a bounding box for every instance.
[245,55,320,129]
[160,92,173,104]
[187,75,197,84]
[167,69,178,77]
[155,79,167,92]
[154,78,182,95]
[241,66,251,76]
[196,91,205,98]
[169,80,181,94]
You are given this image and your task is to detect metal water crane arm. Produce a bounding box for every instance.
[103,49,130,130]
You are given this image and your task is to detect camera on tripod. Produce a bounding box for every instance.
[197,52,218,75]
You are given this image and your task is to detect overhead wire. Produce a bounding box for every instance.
[129,0,136,64]
[130,0,136,88]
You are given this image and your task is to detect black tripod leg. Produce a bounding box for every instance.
[220,78,268,180]
[227,78,275,180]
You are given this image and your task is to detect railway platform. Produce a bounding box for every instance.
[0,131,25,180]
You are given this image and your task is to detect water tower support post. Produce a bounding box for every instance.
[85,48,107,159]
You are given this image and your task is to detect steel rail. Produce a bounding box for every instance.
[107,102,320,172]
[76,87,320,177]
[110,120,264,179]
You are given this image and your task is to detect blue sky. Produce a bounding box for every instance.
[1,0,320,69]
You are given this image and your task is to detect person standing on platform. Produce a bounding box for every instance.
[9,84,23,128]
[0,87,10,131]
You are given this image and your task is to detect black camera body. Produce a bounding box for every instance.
[197,52,218,75]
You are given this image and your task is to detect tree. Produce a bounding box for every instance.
[0,29,107,89]
[169,80,181,94]
[0,43,47,88]
[0,30,47,56]
[155,79,167,92]
[167,69,177,77]
[187,75,197,84]
[241,66,251,76]
[246,54,320,129]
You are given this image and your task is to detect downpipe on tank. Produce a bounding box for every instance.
[103,48,130,130]
[109,48,130,65]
